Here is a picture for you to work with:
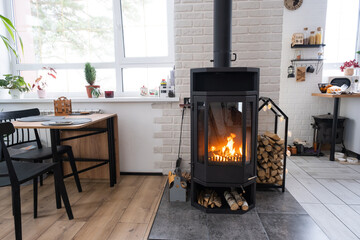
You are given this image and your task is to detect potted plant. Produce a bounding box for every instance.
[0,74,31,99]
[84,62,99,98]
[340,59,359,76]
[32,67,57,98]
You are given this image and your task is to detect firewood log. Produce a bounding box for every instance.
[214,196,222,207]
[261,163,268,169]
[230,189,244,206]
[259,147,265,154]
[275,145,282,151]
[275,175,282,181]
[265,136,275,144]
[271,170,278,177]
[262,138,269,146]
[264,131,280,141]
[240,196,249,211]
[265,145,272,152]
[276,180,283,186]
[258,169,265,178]
[277,161,283,167]
[271,162,279,170]
[268,177,276,183]
[262,151,269,158]
[224,191,239,211]
[276,139,284,145]
[257,155,262,160]
[256,178,261,183]
[265,168,270,178]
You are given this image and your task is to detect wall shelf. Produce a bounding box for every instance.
[291,44,326,48]
[291,58,323,63]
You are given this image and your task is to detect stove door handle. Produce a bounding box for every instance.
[248,176,257,181]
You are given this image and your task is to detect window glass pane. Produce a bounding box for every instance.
[14,0,114,64]
[20,69,116,93]
[122,67,172,92]
[325,0,359,63]
[121,0,168,57]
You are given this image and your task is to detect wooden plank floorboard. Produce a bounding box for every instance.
[337,179,360,197]
[318,179,360,205]
[283,174,320,204]
[326,204,360,238]
[120,176,166,224]
[107,223,148,240]
[301,203,358,240]
[0,175,166,240]
[296,177,344,204]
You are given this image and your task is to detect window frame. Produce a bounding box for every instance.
[6,0,174,97]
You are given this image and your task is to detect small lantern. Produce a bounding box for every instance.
[287,65,295,78]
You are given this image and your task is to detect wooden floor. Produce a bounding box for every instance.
[0,175,167,240]
[287,156,360,240]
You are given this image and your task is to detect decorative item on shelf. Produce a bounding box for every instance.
[309,31,316,45]
[84,62,99,98]
[287,65,295,78]
[0,74,31,99]
[140,85,148,96]
[353,79,359,93]
[295,50,302,60]
[284,0,303,10]
[104,91,114,98]
[303,27,309,45]
[149,88,158,96]
[340,59,359,76]
[315,27,323,45]
[291,33,304,47]
[317,46,324,59]
[159,78,175,98]
[32,67,57,98]
[54,96,72,116]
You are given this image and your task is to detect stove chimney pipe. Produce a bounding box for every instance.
[213,0,232,68]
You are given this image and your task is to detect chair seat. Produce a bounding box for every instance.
[0,161,57,187]
[11,145,71,161]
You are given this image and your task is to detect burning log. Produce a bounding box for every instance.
[257,132,285,185]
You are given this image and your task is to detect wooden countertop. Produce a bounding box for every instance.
[312,93,360,98]
[12,113,117,129]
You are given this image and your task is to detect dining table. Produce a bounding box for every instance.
[12,113,119,187]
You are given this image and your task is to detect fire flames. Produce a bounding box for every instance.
[208,133,244,163]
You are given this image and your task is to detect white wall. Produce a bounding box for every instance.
[0,102,164,173]
[0,1,11,75]
[279,0,332,144]
[152,0,284,174]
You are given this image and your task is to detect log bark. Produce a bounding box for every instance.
[224,191,239,211]
[230,189,244,206]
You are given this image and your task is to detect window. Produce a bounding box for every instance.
[8,0,174,97]
[323,0,360,78]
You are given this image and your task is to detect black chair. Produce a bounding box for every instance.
[0,122,73,240]
[0,108,82,193]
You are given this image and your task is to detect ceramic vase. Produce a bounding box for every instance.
[344,68,354,76]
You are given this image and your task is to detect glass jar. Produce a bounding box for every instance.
[315,27,323,45]
[303,27,309,45]
[309,31,316,45]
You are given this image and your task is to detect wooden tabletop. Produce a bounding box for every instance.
[12,113,117,129]
[312,93,360,98]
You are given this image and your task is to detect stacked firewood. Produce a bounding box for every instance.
[197,188,249,211]
[197,189,222,208]
[256,131,284,185]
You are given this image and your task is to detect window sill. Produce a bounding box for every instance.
[0,97,180,103]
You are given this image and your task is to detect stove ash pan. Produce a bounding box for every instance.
[190,67,259,186]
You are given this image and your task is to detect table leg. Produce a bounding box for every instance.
[330,98,340,161]
[107,117,116,187]
[50,129,61,208]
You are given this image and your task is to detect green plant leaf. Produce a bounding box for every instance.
[0,15,23,59]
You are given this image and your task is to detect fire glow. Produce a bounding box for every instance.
[208,133,246,163]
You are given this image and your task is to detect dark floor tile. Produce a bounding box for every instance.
[259,213,329,240]
[256,190,307,214]
[207,214,268,240]
[149,209,209,240]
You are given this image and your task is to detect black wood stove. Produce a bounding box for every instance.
[190,0,259,213]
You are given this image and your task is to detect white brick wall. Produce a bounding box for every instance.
[279,0,332,144]
[153,0,284,174]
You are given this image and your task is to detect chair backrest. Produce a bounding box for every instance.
[0,122,19,184]
[0,108,42,148]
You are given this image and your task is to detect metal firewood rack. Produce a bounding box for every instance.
[257,97,289,192]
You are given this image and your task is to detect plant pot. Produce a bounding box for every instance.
[9,89,24,99]
[85,85,100,98]
[0,89,11,99]
[37,89,46,98]
[344,68,354,76]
